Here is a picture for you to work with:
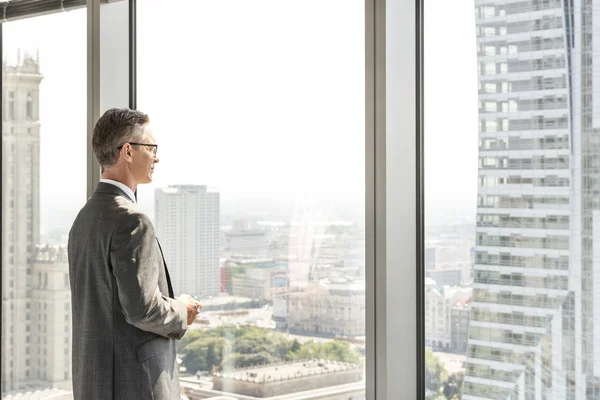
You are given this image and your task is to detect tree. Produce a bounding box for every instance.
[290,339,301,353]
[178,327,362,374]
[425,348,448,397]
[322,341,361,363]
[442,372,463,399]
[224,351,277,369]
[181,337,226,373]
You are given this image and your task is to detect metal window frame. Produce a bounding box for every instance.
[0,20,3,391]
[366,0,423,398]
[87,0,135,197]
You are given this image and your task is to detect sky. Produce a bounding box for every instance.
[2,0,479,236]
[424,0,479,223]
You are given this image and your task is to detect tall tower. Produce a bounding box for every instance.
[464,1,600,398]
[155,185,220,298]
[2,54,43,392]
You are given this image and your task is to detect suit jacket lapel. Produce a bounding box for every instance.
[156,238,175,299]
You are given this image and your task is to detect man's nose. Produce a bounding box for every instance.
[154,155,160,164]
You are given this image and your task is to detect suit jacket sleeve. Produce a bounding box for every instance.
[110,211,188,339]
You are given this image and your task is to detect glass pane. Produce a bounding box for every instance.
[2,11,86,395]
[426,0,600,399]
[137,1,366,399]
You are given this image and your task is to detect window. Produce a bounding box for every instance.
[483,26,496,37]
[8,91,15,120]
[483,83,497,93]
[426,0,599,398]
[483,45,496,56]
[1,10,85,392]
[483,62,496,75]
[26,91,32,120]
[137,1,365,398]
[484,120,497,132]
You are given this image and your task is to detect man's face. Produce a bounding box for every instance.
[131,125,159,185]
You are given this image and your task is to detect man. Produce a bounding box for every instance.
[68,108,201,399]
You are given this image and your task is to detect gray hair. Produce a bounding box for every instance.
[92,108,149,169]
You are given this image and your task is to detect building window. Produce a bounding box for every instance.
[8,91,15,120]
[26,91,33,120]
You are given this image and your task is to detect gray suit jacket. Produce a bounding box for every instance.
[68,182,188,400]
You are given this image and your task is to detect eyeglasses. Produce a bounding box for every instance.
[117,142,158,156]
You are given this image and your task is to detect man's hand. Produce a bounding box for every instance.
[176,294,203,325]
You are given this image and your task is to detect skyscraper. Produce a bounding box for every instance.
[465,1,600,398]
[2,54,43,392]
[155,185,220,298]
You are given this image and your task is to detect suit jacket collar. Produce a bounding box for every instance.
[94,182,136,204]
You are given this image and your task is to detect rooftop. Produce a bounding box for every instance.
[213,360,361,383]
[34,245,67,263]
[3,52,42,76]
[157,184,219,194]
[1,388,72,400]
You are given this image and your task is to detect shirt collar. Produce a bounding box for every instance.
[99,179,136,203]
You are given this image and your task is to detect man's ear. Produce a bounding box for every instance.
[122,144,133,162]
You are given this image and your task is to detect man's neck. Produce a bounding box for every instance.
[101,172,137,193]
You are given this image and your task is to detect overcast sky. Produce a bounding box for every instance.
[3,0,478,234]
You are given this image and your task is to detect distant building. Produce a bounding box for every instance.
[425,280,471,351]
[2,54,43,392]
[450,299,470,354]
[283,279,365,337]
[155,185,220,298]
[425,268,462,286]
[220,265,232,294]
[425,247,436,271]
[30,246,72,390]
[224,230,267,259]
[211,360,363,398]
[461,246,475,286]
[230,262,287,301]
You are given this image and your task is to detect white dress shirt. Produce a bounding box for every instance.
[99,179,136,203]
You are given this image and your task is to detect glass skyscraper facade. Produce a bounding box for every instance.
[465,0,600,398]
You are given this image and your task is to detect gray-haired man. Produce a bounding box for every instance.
[68,108,201,399]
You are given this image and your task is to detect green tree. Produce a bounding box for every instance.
[442,372,463,399]
[425,348,448,397]
[224,351,277,369]
[322,341,361,363]
[181,337,226,373]
[178,327,362,374]
[290,339,301,353]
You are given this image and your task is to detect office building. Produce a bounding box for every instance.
[155,185,220,298]
[465,1,600,398]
